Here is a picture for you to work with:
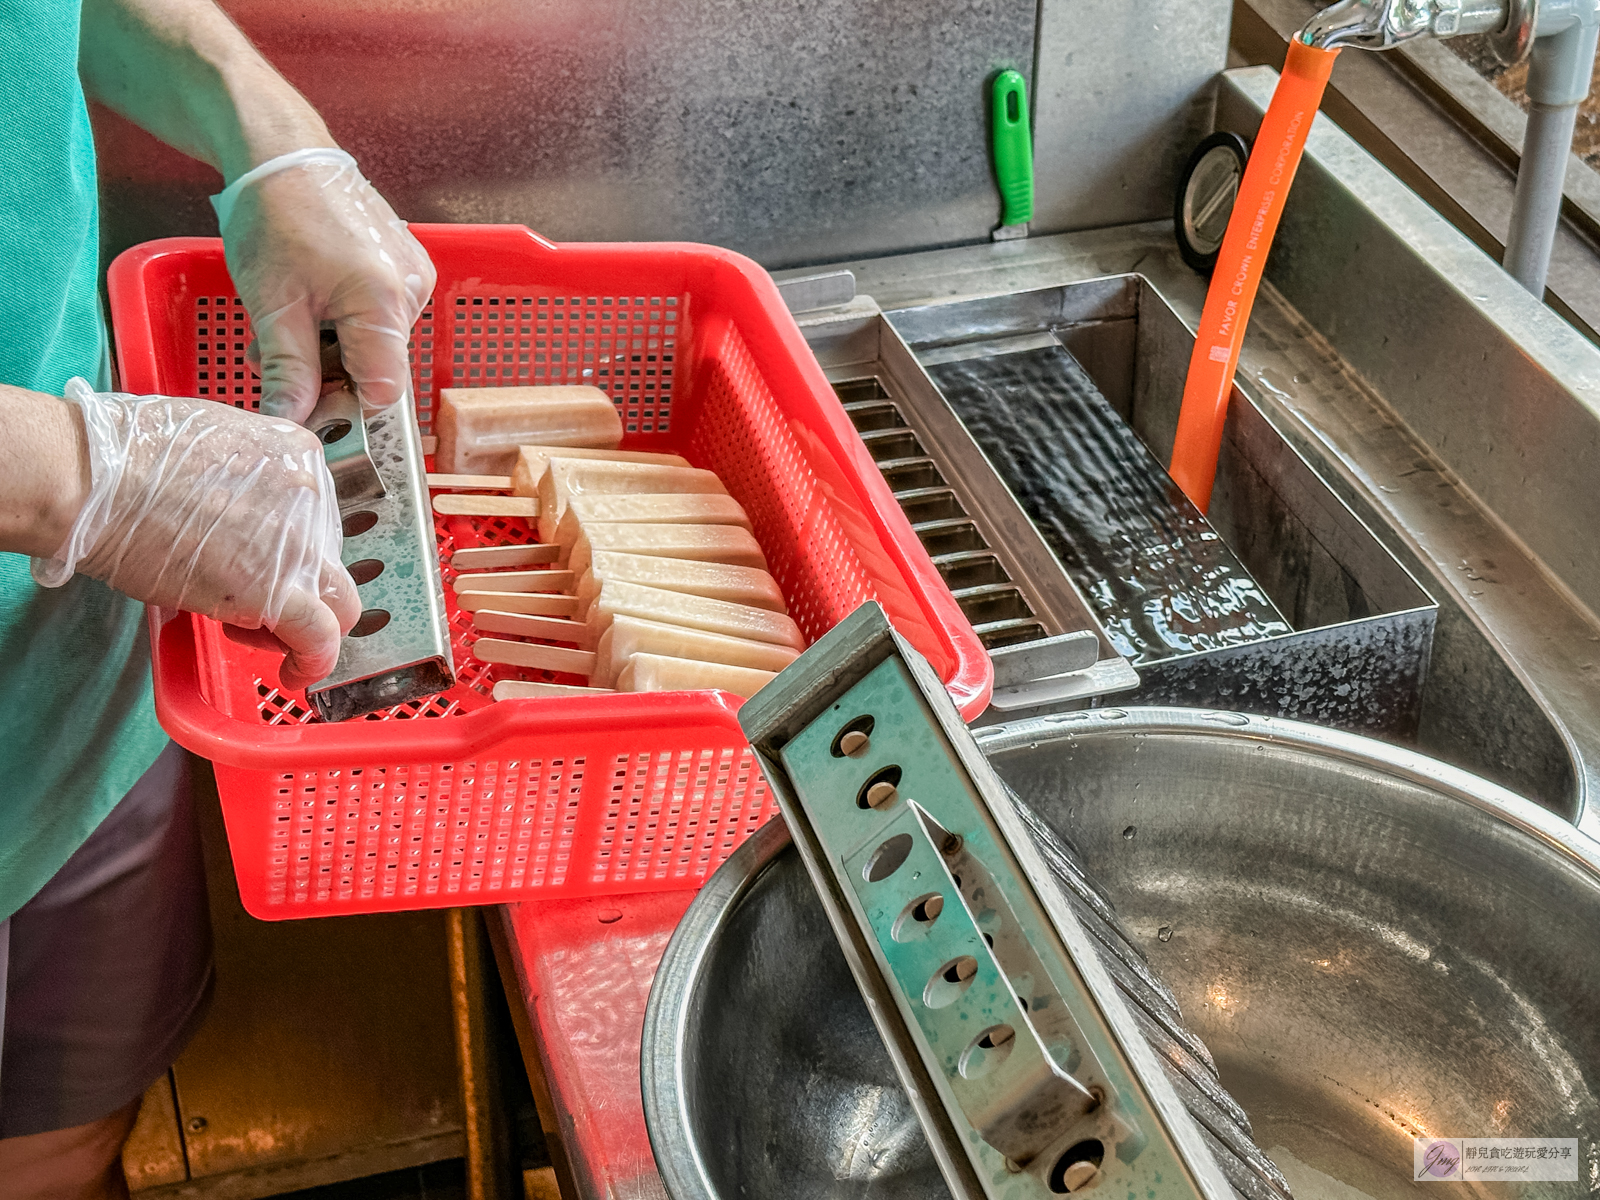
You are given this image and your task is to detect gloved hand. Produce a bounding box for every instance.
[212,148,436,424]
[32,379,360,690]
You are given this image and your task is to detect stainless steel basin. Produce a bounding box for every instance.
[643,708,1600,1199]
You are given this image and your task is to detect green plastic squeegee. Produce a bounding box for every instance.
[992,69,1034,236]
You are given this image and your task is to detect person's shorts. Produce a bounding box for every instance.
[0,742,214,1137]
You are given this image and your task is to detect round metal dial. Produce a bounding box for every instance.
[1174,131,1250,273]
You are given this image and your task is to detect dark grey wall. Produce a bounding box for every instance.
[1033,1,1232,234]
[95,0,1231,271]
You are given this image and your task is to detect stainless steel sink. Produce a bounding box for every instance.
[786,67,1600,835]
[643,709,1600,1200]
[804,277,1438,743]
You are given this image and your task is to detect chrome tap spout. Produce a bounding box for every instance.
[1300,0,1508,50]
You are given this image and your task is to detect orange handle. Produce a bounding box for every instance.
[1169,39,1339,512]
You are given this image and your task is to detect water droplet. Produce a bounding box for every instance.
[1122,825,1137,840]
[1100,709,1128,721]
[1048,711,1091,725]
[1202,711,1250,727]
[1158,925,1174,942]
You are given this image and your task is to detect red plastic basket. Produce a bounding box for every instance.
[107,225,990,920]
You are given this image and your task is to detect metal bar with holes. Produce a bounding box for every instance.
[305,389,456,722]
[738,602,1237,1200]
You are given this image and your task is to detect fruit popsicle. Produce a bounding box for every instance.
[576,551,788,614]
[566,523,767,579]
[435,386,622,474]
[535,459,726,540]
[615,653,776,700]
[592,615,799,687]
[584,579,803,649]
[509,445,689,498]
[552,493,753,558]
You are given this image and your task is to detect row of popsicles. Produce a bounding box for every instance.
[425,385,802,701]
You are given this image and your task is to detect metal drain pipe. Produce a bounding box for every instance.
[1506,4,1600,294]
[1301,0,1600,298]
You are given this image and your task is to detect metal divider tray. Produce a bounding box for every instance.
[801,276,1437,739]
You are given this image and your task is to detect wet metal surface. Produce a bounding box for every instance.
[831,376,1052,653]
[648,821,945,1200]
[1133,609,1435,731]
[309,385,386,509]
[1212,65,1600,823]
[93,2,1237,270]
[1221,63,1600,618]
[882,280,1437,740]
[801,314,1142,710]
[96,0,1020,269]
[308,393,455,722]
[925,343,1292,665]
[643,709,1600,1200]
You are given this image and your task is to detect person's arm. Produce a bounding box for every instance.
[78,0,333,183]
[0,387,90,558]
[2,378,358,689]
[77,0,436,423]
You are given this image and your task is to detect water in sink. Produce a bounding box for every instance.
[925,343,1291,663]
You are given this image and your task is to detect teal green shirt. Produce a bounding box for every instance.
[0,0,168,920]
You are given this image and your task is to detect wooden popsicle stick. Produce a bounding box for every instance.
[493,680,614,701]
[472,637,596,675]
[451,544,560,570]
[421,435,438,455]
[452,569,576,594]
[456,590,579,617]
[427,473,514,490]
[473,609,588,644]
[432,495,538,517]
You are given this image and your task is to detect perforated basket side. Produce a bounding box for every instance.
[217,726,777,918]
[687,316,876,643]
[432,286,683,436]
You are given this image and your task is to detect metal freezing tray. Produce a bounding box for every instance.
[801,278,1437,738]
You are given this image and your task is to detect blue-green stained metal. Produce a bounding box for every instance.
[761,625,1225,1200]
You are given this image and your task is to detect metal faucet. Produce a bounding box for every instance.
[1302,0,1513,51]
[1300,0,1600,298]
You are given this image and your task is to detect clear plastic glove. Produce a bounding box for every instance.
[32,379,360,689]
[212,148,436,425]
